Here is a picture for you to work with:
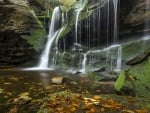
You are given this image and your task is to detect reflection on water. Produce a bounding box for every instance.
[39,72,49,87]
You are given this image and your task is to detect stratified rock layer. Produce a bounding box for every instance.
[0,2,45,66]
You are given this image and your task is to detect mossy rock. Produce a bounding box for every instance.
[128,57,150,98]
[25,9,46,51]
[120,47,150,98]
[27,28,45,51]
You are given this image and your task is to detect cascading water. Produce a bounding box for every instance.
[107,0,110,46]
[143,0,150,50]
[38,7,61,69]
[80,53,87,73]
[68,0,121,73]
[27,0,123,73]
[113,0,118,43]
[75,8,82,44]
[114,45,122,72]
[144,0,150,34]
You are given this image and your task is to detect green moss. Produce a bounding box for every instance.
[56,52,73,69]
[122,39,150,61]
[122,40,144,60]
[26,9,46,51]
[27,29,45,51]
[114,71,126,91]
[127,57,150,98]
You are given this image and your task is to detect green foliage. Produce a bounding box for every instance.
[114,71,126,91]
[29,9,44,28]
[122,56,150,97]
[122,39,150,61]
[87,71,96,81]
[74,0,88,10]
[26,9,46,51]
[60,0,76,12]
[27,29,45,51]
[61,0,76,7]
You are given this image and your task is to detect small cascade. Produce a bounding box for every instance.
[113,0,119,43]
[114,45,122,72]
[38,7,61,68]
[80,53,87,73]
[98,44,121,72]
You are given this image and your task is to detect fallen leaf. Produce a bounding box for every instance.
[9,77,19,81]
[136,109,148,113]
[92,95,102,100]
[4,82,11,85]
[122,109,135,113]
[0,88,4,93]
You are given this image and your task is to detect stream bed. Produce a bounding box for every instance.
[0,68,150,113]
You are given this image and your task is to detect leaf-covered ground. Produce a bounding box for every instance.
[0,69,150,113]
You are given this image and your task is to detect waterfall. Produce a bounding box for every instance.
[143,0,150,50]
[107,0,110,46]
[38,7,61,68]
[144,0,150,33]
[114,45,122,72]
[80,53,87,73]
[25,0,123,73]
[113,0,118,43]
[75,8,82,43]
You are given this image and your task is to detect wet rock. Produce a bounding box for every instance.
[125,0,150,31]
[126,48,150,65]
[0,2,45,66]
[51,76,64,85]
[92,67,105,72]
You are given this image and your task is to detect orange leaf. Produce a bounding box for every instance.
[136,109,148,113]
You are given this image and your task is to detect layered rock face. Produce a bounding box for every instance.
[125,0,150,33]
[0,1,45,66]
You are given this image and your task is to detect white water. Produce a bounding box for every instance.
[143,0,150,50]
[107,0,110,46]
[75,8,82,43]
[39,7,61,68]
[80,53,87,73]
[107,45,122,72]
[83,44,122,73]
[114,45,122,72]
[113,0,118,43]
[144,0,150,33]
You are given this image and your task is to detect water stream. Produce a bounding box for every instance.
[113,0,118,43]
[80,53,87,73]
[28,0,124,73]
[38,7,61,69]
[75,9,82,43]
[143,0,150,50]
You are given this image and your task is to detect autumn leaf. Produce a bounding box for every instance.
[136,109,148,113]
[0,88,4,93]
[122,109,135,113]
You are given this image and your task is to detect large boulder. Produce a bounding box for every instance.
[0,2,45,66]
[125,48,150,97]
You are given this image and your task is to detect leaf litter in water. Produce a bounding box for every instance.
[0,88,4,93]
[37,91,148,113]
